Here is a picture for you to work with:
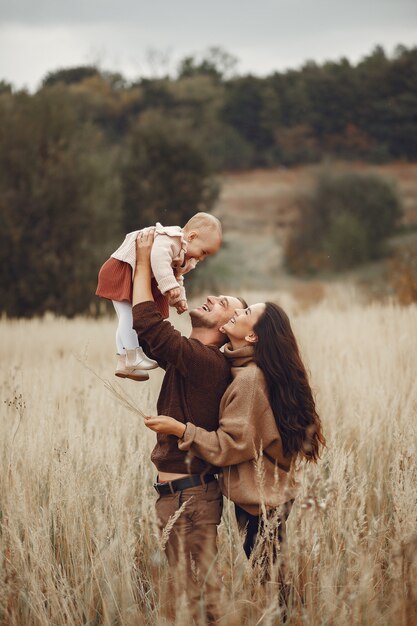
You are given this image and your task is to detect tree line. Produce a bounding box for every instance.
[4,44,417,169]
[0,44,416,316]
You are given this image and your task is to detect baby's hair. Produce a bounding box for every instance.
[184,212,222,240]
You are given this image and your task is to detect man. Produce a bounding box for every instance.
[131,229,246,620]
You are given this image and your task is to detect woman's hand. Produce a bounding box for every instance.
[144,415,186,438]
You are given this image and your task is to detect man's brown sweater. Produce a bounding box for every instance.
[178,344,302,514]
[132,301,231,474]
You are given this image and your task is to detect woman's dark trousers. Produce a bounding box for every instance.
[235,500,294,610]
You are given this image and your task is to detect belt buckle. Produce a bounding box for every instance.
[154,480,176,495]
[154,481,169,495]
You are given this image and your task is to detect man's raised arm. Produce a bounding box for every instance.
[132,231,226,380]
[132,229,154,306]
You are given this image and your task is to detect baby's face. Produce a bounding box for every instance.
[185,230,221,262]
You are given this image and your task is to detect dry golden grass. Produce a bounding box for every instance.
[1,293,417,625]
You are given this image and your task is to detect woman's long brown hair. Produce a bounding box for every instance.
[253,302,325,462]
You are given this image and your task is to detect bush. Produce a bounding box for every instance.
[285,170,403,274]
[324,211,369,270]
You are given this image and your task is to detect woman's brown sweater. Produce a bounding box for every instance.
[178,344,302,514]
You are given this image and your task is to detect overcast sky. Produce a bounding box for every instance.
[1,0,416,90]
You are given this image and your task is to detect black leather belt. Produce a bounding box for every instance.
[154,473,216,495]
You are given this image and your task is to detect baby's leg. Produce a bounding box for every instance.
[115,327,125,355]
[112,300,139,351]
[112,300,157,374]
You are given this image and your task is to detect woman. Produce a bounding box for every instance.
[145,301,325,575]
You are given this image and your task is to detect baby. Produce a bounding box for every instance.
[96,212,222,381]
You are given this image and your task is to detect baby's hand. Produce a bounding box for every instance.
[174,300,188,314]
[167,287,181,303]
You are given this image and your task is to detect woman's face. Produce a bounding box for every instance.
[221,302,266,344]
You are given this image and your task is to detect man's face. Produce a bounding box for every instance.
[189,295,244,329]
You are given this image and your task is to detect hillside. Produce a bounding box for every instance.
[216,162,417,232]
[195,162,417,298]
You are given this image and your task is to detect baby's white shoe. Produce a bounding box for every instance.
[115,353,149,382]
[125,347,158,371]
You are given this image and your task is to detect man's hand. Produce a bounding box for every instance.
[144,415,186,438]
[174,300,188,314]
[132,228,155,306]
[136,228,155,267]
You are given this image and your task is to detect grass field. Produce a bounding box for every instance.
[1,292,417,625]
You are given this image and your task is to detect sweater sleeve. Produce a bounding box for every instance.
[132,301,228,381]
[178,371,278,466]
[151,234,182,295]
[165,275,186,305]
[177,276,186,303]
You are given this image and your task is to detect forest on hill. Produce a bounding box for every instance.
[1,44,416,316]
[3,44,416,169]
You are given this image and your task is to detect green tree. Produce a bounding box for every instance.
[0,80,12,94]
[120,120,219,231]
[222,76,275,164]
[0,87,116,316]
[178,47,238,81]
[42,66,100,87]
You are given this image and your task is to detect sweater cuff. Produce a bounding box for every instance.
[132,301,161,331]
[157,274,181,295]
[178,422,196,451]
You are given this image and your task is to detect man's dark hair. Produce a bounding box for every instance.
[236,296,248,308]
